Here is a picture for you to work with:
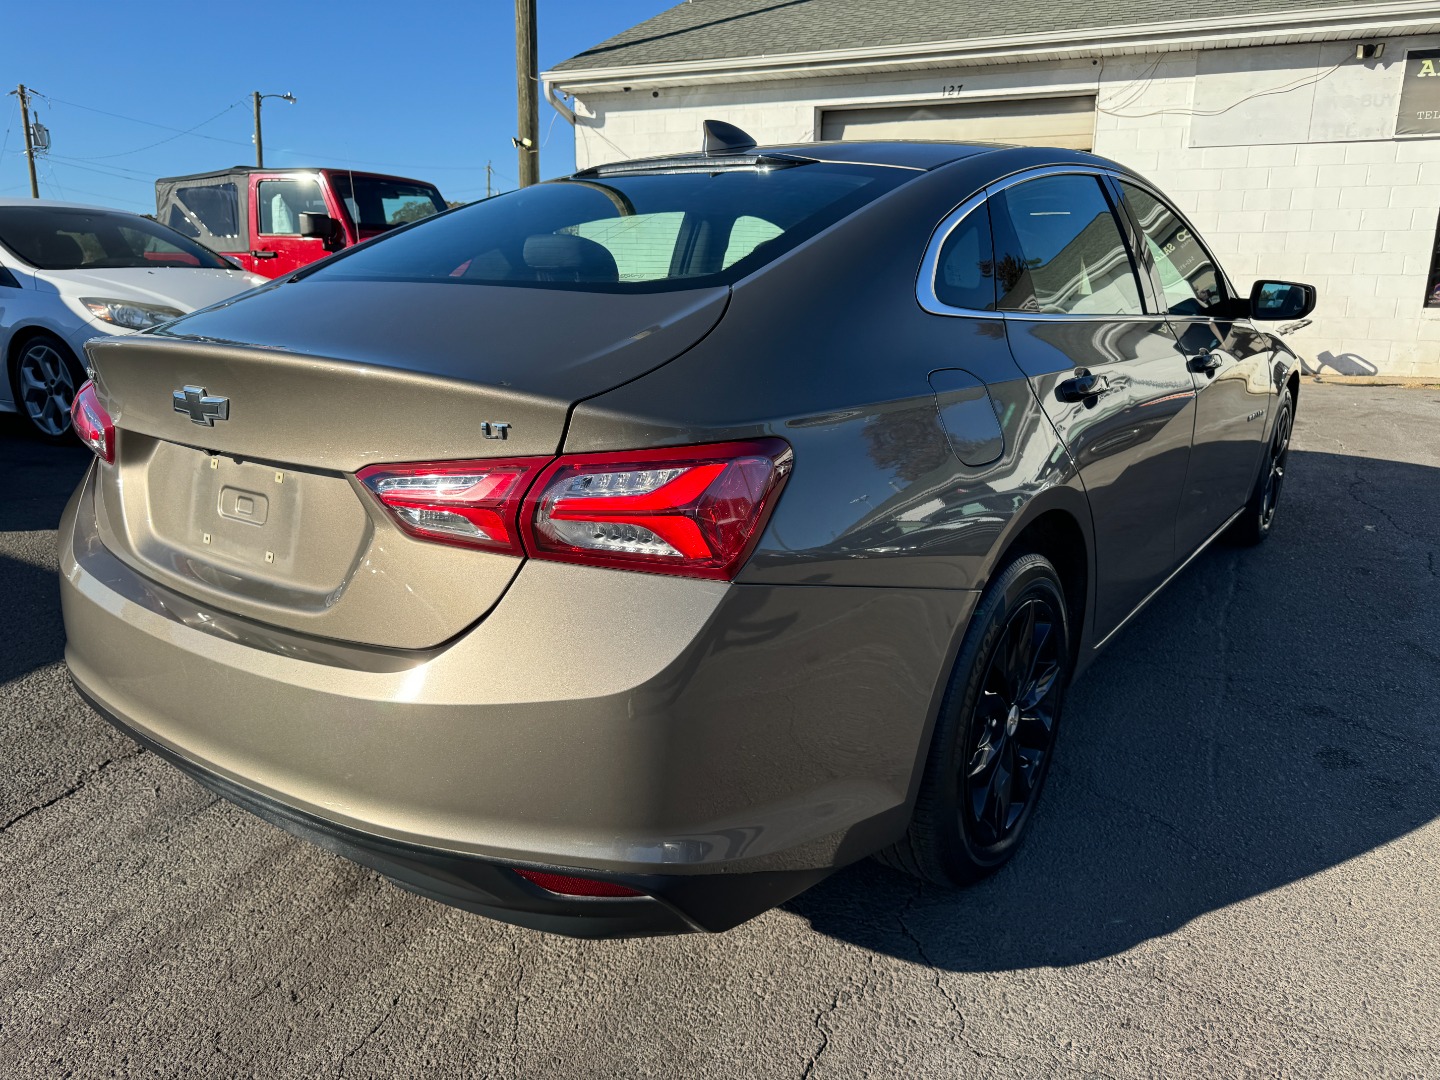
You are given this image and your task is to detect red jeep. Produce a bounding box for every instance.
[155,167,447,278]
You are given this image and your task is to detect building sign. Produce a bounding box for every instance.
[1397,49,1440,136]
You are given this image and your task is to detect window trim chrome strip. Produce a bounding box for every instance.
[916,163,1169,322]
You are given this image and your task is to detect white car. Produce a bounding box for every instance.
[0,198,266,439]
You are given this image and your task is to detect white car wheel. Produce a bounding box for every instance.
[13,335,82,439]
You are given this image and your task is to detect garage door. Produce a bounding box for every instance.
[819,96,1096,150]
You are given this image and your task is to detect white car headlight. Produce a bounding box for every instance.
[81,298,185,329]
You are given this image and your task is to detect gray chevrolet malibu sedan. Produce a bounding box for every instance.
[59,127,1315,937]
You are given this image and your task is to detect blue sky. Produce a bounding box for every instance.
[1,0,673,210]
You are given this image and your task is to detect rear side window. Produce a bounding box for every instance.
[168,182,240,239]
[991,174,1144,316]
[0,206,229,270]
[303,162,911,293]
[933,202,996,310]
[1119,182,1226,317]
[723,215,784,266]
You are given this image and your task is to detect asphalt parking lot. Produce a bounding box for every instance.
[2,383,1438,1078]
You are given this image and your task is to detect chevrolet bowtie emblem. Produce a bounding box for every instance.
[173,385,230,426]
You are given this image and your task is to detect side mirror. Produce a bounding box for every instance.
[298,212,342,251]
[1249,279,1316,321]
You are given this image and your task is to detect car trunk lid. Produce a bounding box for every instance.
[82,282,728,649]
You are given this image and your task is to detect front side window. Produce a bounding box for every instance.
[303,162,911,293]
[257,178,329,236]
[991,174,1144,317]
[0,207,229,270]
[1120,182,1225,317]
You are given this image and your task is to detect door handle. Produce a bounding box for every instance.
[1056,371,1110,402]
[250,250,278,259]
[1189,351,1224,374]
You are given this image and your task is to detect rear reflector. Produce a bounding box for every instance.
[523,439,793,581]
[358,458,550,555]
[512,869,645,898]
[72,381,115,464]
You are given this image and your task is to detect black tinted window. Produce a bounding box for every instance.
[329,175,446,228]
[933,203,995,310]
[0,207,229,270]
[1120,182,1226,317]
[304,163,910,293]
[992,175,1144,316]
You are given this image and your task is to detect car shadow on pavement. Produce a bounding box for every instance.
[1,416,89,683]
[1,414,90,531]
[0,553,69,685]
[788,448,1440,971]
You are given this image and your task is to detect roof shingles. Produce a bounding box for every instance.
[551,0,1360,72]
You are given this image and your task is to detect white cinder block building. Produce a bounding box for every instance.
[545,0,1440,378]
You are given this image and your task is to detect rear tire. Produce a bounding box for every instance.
[877,553,1072,886]
[1226,386,1293,547]
[9,332,85,443]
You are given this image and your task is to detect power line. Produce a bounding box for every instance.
[73,98,248,161]
[1097,56,1351,118]
[47,154,155,181]
[43,93,254,149]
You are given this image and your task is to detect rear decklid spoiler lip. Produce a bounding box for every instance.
[84,336,564,472]
[84,281,731,472]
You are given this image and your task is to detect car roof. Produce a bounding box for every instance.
[566,140,1125,177]
[0,197,142,214]
[156,166,431,183]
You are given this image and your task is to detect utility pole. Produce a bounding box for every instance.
[485,160,494,198]
[514,0,539,187]
[252,91,263,168]
[252,91,296,168]
[11,85,39,198]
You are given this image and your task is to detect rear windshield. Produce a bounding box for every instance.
[304,162,910,292]
[328,174,447,229]
[0,206,231,270]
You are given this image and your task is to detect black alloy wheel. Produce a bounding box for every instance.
[10,333,85,442]
[1259,395,1292,532]
[963,593,1064,853]
[878,552,1071,886]
[1228,386,1294,546]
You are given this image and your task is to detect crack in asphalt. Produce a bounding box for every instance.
[0,750,143,834]
[798,986,842,1080]
[335,992,402,1078]
[1348,473,1436,570]
[798,952,883,1079]
[507,932,526,1068]
[896,886,967,1033]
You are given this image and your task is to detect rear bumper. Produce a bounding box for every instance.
[60,468,976,933]
[77,683,826,937]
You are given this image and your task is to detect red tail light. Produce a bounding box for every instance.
[522,439,792,581]
[359,439,792,580]
[512,869,644,898]
[72,381,115,464]
[357,458,550,555]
